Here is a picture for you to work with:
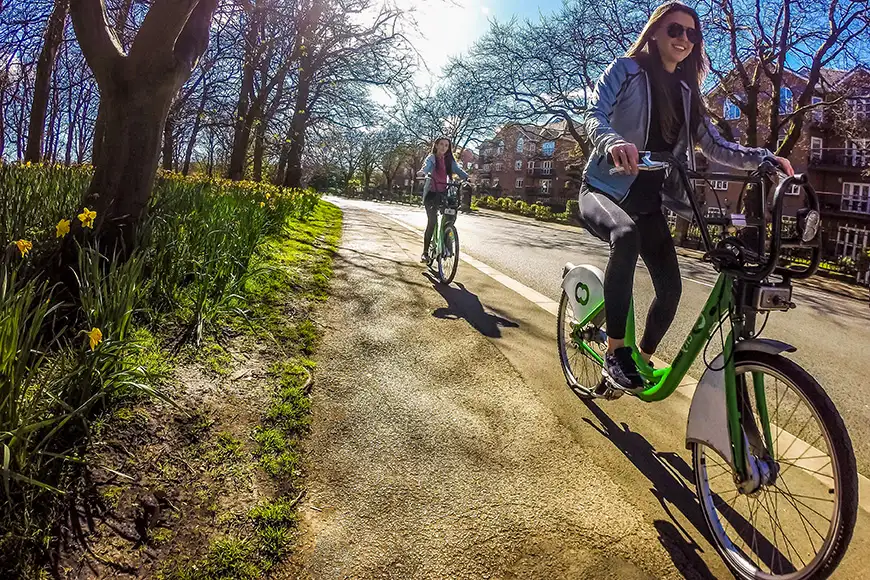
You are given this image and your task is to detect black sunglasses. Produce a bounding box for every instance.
[666,22,701,44]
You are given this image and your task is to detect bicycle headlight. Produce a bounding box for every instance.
[797,209,820,243]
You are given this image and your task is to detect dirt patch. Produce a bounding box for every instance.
[45,202,341,580]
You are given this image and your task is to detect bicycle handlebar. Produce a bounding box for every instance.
[602,151,822,282]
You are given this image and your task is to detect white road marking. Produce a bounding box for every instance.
[354,200,870,513]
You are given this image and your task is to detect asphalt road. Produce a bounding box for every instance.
[298,199,870,579]
[336,198,870,476]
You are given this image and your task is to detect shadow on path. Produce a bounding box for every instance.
[582,400,717,580]
[427,277,520,338]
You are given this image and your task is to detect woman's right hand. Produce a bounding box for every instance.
[608,142,639,175]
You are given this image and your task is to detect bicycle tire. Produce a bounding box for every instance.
[437,224,459,284]
[556,291,606,399]
[692,351,858,580]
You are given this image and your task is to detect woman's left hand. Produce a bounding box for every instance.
[772,156,795,176]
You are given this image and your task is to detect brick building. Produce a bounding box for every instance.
[703,64,870,264]
[476,122,580,210]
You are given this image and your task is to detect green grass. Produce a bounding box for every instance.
[159,497,300,580]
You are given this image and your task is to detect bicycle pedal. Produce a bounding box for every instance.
[595,377,624,400]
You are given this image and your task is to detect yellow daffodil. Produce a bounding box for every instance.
[78,207,97,228]
[265,193,271,200]
[260,201,266,208]
[86,327,103,351]
[56,218,71,238]
[24,161,31,167]
[14,239,32,257]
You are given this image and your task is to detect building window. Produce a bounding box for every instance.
[542,141,555,156]
[542,160,552,175]
[482,179,490,187]
[847,96,870,120]
[515,160,523,170]
[527,142,536,154]
[483,163,491,171]
[516,178,524,188]
[404,179,410,186]
[723,98,741,120]
[842,182,870,214]
[493,177,500,187]
[541,179,551,193]
[706,207,725,218]
[779,87,794,115]
[494,162,503,171]
[836,226,870,260]
[527,160,535,169]
[810,137,823,161]
[711,180,728,191]
[516,137,524,153]
[811,96,824,122]
[845,139,870,168]
[497,141,504,154]
[786,184,801,196]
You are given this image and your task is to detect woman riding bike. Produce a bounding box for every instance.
[581,0,794,391]
[418,137,468,263]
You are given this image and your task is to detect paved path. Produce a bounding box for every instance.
[335,199,870,476]
[289,200,870,579]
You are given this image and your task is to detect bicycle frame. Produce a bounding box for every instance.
[565,153,823,482]
[571,272,755,475]
[427,186,459,259]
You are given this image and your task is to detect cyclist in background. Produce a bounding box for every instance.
[581,0,793,391]
[417,137,468,263]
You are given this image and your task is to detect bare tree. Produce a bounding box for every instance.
[281,0,413,187]
[701,0,870,156]
[69,0,218,237]
[25,0,69,163]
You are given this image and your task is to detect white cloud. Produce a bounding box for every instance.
[481,5,490,16]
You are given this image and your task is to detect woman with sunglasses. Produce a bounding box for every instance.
[581,1,794,391]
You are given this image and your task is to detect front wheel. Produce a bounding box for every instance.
[693,351,858,580]
[437,224,459,284]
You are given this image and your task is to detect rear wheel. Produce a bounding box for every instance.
[556,291,606,399]
[693,352,858,580]
[437,224,459,284]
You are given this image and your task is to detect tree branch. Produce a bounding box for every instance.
[68,0,125,86]
[129,0,199,71]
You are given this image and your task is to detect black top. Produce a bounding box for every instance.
[622,69,684,216]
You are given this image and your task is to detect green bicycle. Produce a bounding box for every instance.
[421,176,462,285]
[557,152,857,579]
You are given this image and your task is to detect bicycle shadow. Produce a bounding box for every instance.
[581,400,792,577]
[581,400,716,578]
[426,276,519,338]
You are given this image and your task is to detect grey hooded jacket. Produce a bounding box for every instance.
[583,57,773,219]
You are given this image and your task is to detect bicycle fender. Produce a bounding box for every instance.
[685,353,734,467]
[561,264,605,323]
[734,338,796,355]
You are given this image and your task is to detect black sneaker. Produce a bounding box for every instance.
[604,347,644,391]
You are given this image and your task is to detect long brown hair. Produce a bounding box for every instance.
[431,137,454,173]
[626,1,710,141]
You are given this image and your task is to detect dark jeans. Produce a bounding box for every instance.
[578,185,681,354]
[423,190,444,254]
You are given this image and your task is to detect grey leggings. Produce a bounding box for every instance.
[578,186,682,354]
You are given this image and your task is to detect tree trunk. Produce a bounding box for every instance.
[227,55,256,180]
[183,88,207,175]
[162,115,174,171]
[252,120,266,181]
[84,86,176,241]
[92,99,107,164]
[25,0,69,163]
[274,143,289,185]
